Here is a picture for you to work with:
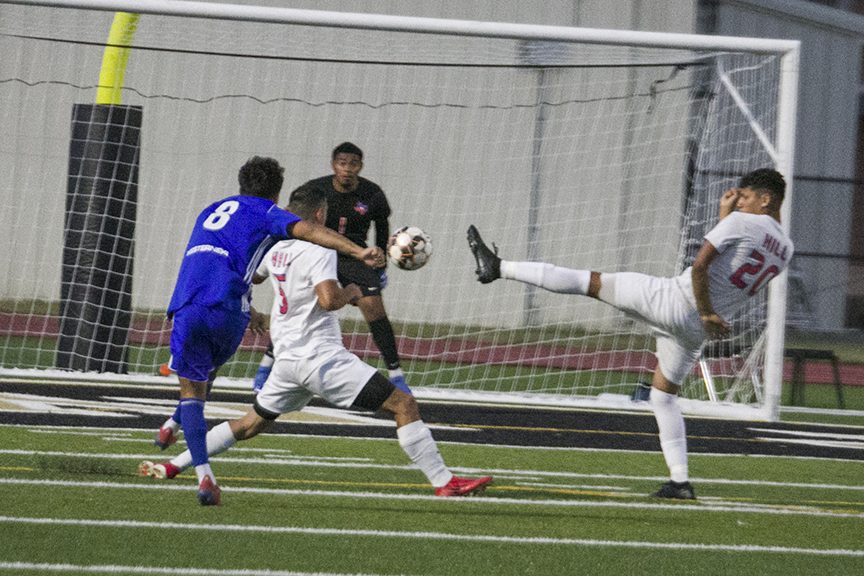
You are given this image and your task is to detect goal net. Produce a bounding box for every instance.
[0,0,798,419]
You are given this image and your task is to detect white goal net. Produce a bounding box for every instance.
[0,0,798,419]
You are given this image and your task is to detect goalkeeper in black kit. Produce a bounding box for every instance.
[253,142,411,394]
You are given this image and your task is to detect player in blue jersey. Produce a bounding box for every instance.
[155,156,384,506]
[140,184,492,499]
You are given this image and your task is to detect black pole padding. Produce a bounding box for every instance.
[57,104,142,374]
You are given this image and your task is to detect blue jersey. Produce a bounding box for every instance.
[168,195,302,316]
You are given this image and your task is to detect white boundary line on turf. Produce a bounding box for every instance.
[7,423,864,466]
[1,480,862,518]
[0,563,394,576]
[0,517,862,557]
[4,448,864,492]
[5,423,864,464]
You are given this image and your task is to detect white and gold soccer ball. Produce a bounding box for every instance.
[387,226,432,271]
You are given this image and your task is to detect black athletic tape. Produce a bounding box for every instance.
[253,398,280,421]
[351,372,395,410]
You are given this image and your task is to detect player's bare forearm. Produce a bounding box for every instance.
[291,220,360,256]
[718,188,740,221]
[315,281,362,311]
[692,241,729,339]
[691,264,714,318]
[291,220,385,267]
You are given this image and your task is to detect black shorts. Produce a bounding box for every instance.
[337,254,383,298]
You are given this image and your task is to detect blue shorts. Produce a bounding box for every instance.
[169,304,249,382]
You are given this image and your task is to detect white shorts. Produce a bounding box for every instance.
[255,346,378,415]
[601,272,707,385]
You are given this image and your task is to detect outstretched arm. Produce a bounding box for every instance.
[289,220,385,268]
[691,240,729,340]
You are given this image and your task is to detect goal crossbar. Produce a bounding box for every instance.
[2,0,800,54]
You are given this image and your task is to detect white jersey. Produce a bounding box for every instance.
[254,239,378,415]
[676,211,794,322]
[256,239,343,361]
[604,211,792,384]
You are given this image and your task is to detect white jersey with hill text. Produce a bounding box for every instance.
[676,211,794,322]
[256,239,343,361]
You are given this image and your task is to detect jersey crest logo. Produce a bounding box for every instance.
[354,202,368,215]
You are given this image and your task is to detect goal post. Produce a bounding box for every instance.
[0,0,799,421]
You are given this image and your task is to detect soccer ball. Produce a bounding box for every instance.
[387,226,432,271]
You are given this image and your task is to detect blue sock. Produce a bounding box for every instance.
[390,374,412,395]
[253,365,271,394]
[179,398,208,466]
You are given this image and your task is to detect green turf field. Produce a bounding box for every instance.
[1,423,863,575]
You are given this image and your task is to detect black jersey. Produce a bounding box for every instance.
[305,175,391,252]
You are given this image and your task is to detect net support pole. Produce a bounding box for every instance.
[56,13,141,373]
[762,44,800,421]
[57,104,141,373]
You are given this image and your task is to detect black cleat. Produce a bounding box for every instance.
[467,225,501,284]
[651,480,696,500]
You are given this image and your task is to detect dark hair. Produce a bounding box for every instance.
[238,156,284,200]
[287,184,328,220]
[739,168,785,206]
[331,141,363,161]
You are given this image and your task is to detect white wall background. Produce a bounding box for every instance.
[8,0,858,335]
[0,0,704,337]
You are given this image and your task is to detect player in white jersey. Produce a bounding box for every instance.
[141,184,492,498]
[467,168,793,500]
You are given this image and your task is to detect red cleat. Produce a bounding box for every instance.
[138,460,180,479]
[154,426,178,451]
[197,475,222,506]
[435,475,493,497]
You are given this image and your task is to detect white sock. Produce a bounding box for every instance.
[172,421,237,474]
[397,420,453,487]
[162,417,180,434]
[194,463,215,485]
[650,387,688,483]
[388,367,405,380]
[500,261,590,295]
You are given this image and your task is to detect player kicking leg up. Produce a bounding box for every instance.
[141,356,493,497]
[466,225,698,499]
[468,171,793,501]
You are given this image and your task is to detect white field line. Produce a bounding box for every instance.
[4,448,864,492]
[753,437,864,450]
[6,423,864,464]
[1,517,863,557]
[0,449,416,470]
[0,564,396,576]
[749,428,864,441]
[1,479,862,518]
